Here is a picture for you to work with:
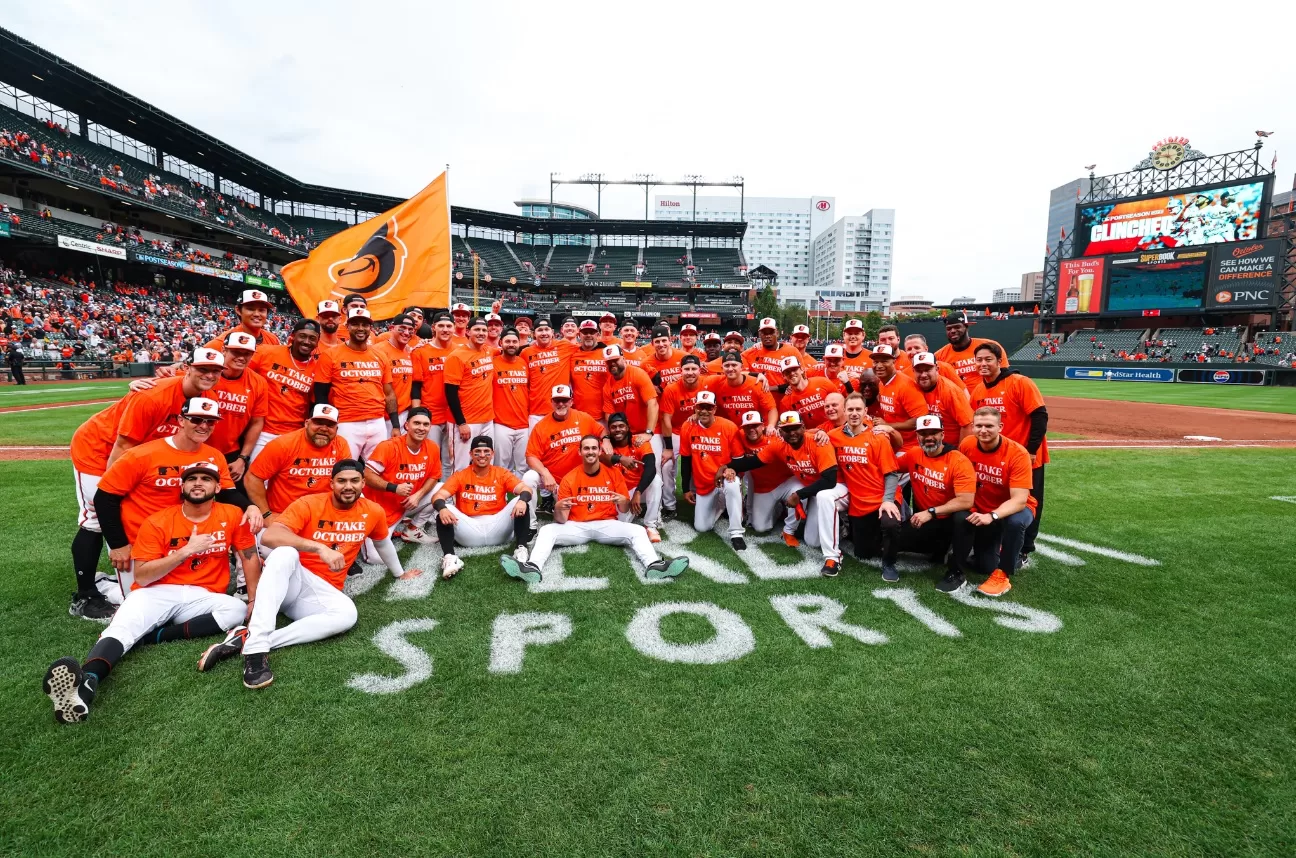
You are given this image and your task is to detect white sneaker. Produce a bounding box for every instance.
[400,523,434,544]
[513,545,529,564]
[646,527,662,544]
[441,554,464,579]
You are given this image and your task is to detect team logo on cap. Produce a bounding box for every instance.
[452,303,471,314]
[551,384,572,399]
[317,300,341,315]
[792,325,810,336]
[182,461,221,478]
[915,415,943,432]
[843,318,864,331]
[486,313,502,323]
[191,348,224,367]
[600,311,617,321]
[183,398,221,418]
[603,345,623,359]
[704,332,722,342]
[724,331,744,341]
[579,319,598,330]
[871,344,895,357]
[695,390,717,406]
[680,324,698,332]
[224,332,257,351]
[348,306,372,321]
[824,344,844,358]
[913,351,936,367]
[239,289,271,305]
[777,410,802,428]
[759,317,777,329]
[311,404,340,422]
[741,411,763,427]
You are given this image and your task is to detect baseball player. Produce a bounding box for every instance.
[602,344,661,485]
[361,407,444,545]
[247,319,321,461]
[876,325,912,373]
[512,315,533,348]
[449,302,472,347]
[828,392,903,580]
[598,311,618,345]
[410,312,457,475]
[67,349,225,620]
[524,384,603,514]
[429,435,536,579]
[902,334,963,387]
[491,328,531,476]
[788,324,816,369]
[198,459,424,690]
[934,312,1008,391]
[375,306,426,350]
[957,408,1037,597]
[870,344,929,445]
[314,300,344,352]
[678,323,706,360]
[701,331,724,364]
[444,318,496,470]
[642,325,687,517]
[206,332,268,484]
[499,435,689,584]
[485,313,505,352]
[559,316,580,346]
[812,391,850,439]
[313,306,398,459]
[706,332,745,373]
[372,313,423,427]
[205,289,280,350]
[603,412,662,541]
[911,352,973,444]
[810,343,846,384]
[706,349,777,432]
[779,357,840,428]
[737,410,791,530]
[617,321,648,369]
[839,319,874,375]
[660,354,708,512]
[678,391,747,549]
[968,341,1048,568]
[729,411,844,575]
[521,318,574,430]
[43,462,258,723]
[743,317,802,388]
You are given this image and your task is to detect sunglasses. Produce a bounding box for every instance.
[185,415,219,427]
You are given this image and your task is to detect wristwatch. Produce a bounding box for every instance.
[927,507,936,516]
[990,512,999,521]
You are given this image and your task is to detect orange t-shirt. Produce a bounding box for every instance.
[206,371,269,455]
[876,373,929,444]
[828,426,900,516]
[439,465,524,516]
[902,358,963,388]
[602,365,658,433]
[897,445,976,516]
[642,348,686,389]
[743,343,803,387]
[525,409,603,480]
[443,345,495,423]
[362,435,444,526]
[97,438,235,542]
[780,377,839,429]
[660,379,706,433]
[619,344,649,370]
[491,353,530,430]
[756,435,837,488]
[521,340,574,416]
[204,324,280,351]
[69,377,200,476]
[969,372,1049,466]
[131,502,254,592]
[314,343,392,422]
[679,416,743,496]
[609,436,655,490]
[741,432,790,494]
[934,338,1008,391]
[921,376,975,445]
[249,428,352,514]
[570,346,610,418]
[411,340,454,424]
[248,346,316,436]
[558,465,628,522]
[314,332,345,356]
[705,374,776,427]
[373,340,422,413]
[959,436,1038,517]
[841,349,875,373]
[274,493,389,590]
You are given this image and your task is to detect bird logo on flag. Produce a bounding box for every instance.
[327,217,408,301]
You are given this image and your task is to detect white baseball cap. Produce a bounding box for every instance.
[180,397,221,419]
[190,348,225,368]
[310,404,340,423]
[741,411,763,427]
[317,300,341,316]
[792,325,810,337]
[912,351,937,368]
[451,302,471,314]
[695,390,717,406]
[603,345,623,360]
[347,306,372,321]
[238,289,271,306]
[759,317,777,331]
[680,324,698,333]
[915,414,943,432]
[871,344,896,358]
[223,332,257,352]
[777,410,803,428]
[824,344,845,358]
[724,330,744,342]
[180,460,222,479]
[843,319,864,332]
[551,384,572,400]
[486,313,502,323]
[703,332,722,343]
[781,356,802,370]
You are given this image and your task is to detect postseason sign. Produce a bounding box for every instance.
[1205,239,1283,309]
[1074,181,1265,257]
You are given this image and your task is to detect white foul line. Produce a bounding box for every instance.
[1036,534,1160,566]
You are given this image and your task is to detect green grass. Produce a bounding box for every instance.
[1035,378,1296,413]
[0,403,106,446]
[0,380,129,407]
[2,451,1294,856]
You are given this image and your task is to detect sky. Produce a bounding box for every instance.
[7,0,1295,304]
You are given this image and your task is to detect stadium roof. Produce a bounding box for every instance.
[0,26,405,212]
[453,207,746,239]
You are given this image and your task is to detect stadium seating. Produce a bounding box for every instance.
[462,238,526,281]
[1154,327,1246,363]
[590,246,641,281]
[642,246,688,282]
[691,247,746,283]
[1249,332,1293,366]
[547,244,593,279]
[1026,328,1149,362]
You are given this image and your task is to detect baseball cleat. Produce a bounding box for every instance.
[730,536,747,551]
[93,572,124,605]
[197,626,248,672]
[399,524,434,544]
[820,559,840,578]
[512,545,529,565]
[1017,553,1033,571]
[499,556,542,584]
[234,584,248,602]
[881,563,899,583]
[936,571,967,594]
[646,527,662,544]
[347,560,364,577]
[441,554,464,580]
[977,569,1012,598]
[69,592,116,624]
[43,657,92,724]
[661,506,677,520]
[782,532,800,549]
[645,556,689,580]
[242,653,274,689]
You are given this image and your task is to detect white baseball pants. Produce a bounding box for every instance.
[243,547,358,656]
[444,505,522,547]
[659,432,680,511]
[529,520,660,569]
[449,421,495,471]
[491,423,530,477]
[250,431,280,463]
[72,468,101,532]
[617,475,662,528]
[101,584,245,652]
[337,418,389,460]
[693,478,745,539]
[784,481,846,563]
[427,422,454,476]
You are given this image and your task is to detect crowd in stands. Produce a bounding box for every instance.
[1017,325,1290,365]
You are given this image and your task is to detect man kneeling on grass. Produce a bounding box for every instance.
[499,435,689,584]
[44,463,258,723]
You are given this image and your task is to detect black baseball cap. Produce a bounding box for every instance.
[681,355,702,367]
[470,435,493,450]
[292,319,321,333]
[332,458,363,477]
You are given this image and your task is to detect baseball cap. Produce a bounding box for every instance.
[501,327,520,340]
[777,410,803,428]
[486,313,502,323]
[721,350,743,365]
[470,435,494,451]
[915,415,943,432]
[223,332,257,352]
[871,344,896,358]
[238,289,271,307]
[469,317,488,329]
[332,458,364,477]
[405,306,425,317]
[432,312,454,324]
[651,325,670,339]
[680,354,702,367]
[551,384,572,400]
[945,310,969,326]
[292,319,321,334]
[781,356,802,371]
[562,316,577,327]
[607,411,630,427]
[533,318,552,330]
[680,324,698,334]
[317,300,341,316]
[703,332,722,343]
[741,411,763,427]
[579,319,598,331]
[843,319,864,332]
[695,390,717,406]
[391,313,416,327]
[310,404,340,424]
[759,317,777,331]
[180,397,221,419]
[603,345,623,359]
[724,331,744,343]
[347,306,372,322]
[912,351,936,368]
[792,325,810,337]
[514,316,533,328]
[824,344,845,358]
[190,348,224,368]
[600,311,617,322]
[180,460,221,480]
[407,406,431,422]
[451,302,471,315]
[342,294,368,308]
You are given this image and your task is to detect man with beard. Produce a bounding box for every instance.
[957,408,1036,598]
[203,460,423,689]
[362,407,444,546]
[778,358,839,428]
[248,320,321,461]
[603,412,662,542]
[829,392,903,581]
[521,319,573,431]
[707,332,746,373]
[902,334,962,387]
[706,350,777,432]
[411,312,457,475]
[490,329,531,476]
[205,289,280,350]
[702,331,724,365]
[743,317,802,388]
[602,345,662,495]
[570,320,609,420]
[430,435,535,579]
[911,352,973,445]
[934,311,1007,391]
[500,436,689,585]
[373,313,422,427]
[869,345,928,446]
[524,384,602,515]
[313,306,398,459]
[678,391,747,549]
[443,318,496,471]
[206,332,267,485]
[314,300,344,353]
[43,463,258,724]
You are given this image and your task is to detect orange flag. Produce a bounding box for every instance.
[282,172,451,320]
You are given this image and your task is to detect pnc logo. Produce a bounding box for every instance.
[1215,291,1233,304]
[815,200,831,211]
[1231,244,1264,259]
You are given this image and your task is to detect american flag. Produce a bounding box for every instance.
[818,297,832,311]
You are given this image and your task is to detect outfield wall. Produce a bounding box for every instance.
[1012,361,1296,386]
[903,319,1037,352]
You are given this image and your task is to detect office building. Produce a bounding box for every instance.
[1046,178,1090,254]
[809,209,896,313]
[1020,271,1043,302]
[992,288,1022,303]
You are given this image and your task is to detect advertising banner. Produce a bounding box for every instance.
[1177,368,1268,385]
[243,273,285,291]
[1064,366,1174,383]
[621,281,652,288]
[1074,180,1265,257]
[1105,248,1210,312]
[0,222,10,238]
[58,235,127,260]
[1205,239,1283,309]
[1057,257,1106,314]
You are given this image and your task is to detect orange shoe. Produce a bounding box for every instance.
[782,531,800,548]
[977,569,1012,597]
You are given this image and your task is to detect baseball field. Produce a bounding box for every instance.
[1,380,1293,856]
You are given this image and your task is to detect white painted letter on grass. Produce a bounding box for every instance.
[346,618,439,695]
[489,612,573,675]
[626,602,755,664]
[950,589,1062,634]
[872,588,962,638]
[769,593,888,648]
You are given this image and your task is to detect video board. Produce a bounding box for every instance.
[1073,180,1268,258]
[1104,248,1210,312]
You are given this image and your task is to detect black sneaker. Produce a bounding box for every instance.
[731,536,747,551]
[499,555,542,584]
[1017,553,1033,571]
[43,657,94,724]
[243,653,274,689]
[537,494,554,515]
[234,584,248,602]
[936,571,967,593]
[68,592,116,624]
[661,506,677,520]
[197,626,248,672]
[646,556,689,580]
[347,560,364,577]
[820,559,840,578]
[881,563,900,583]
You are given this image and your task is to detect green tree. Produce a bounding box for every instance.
[779,303,809,333]
[753,285,779,324]
[864,310,883,341]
